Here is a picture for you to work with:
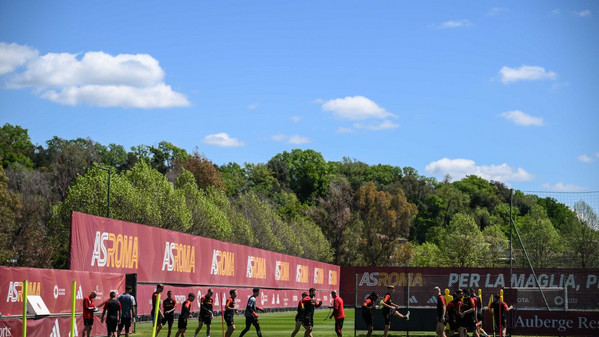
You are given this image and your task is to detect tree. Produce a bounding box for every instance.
[411,242,445,267]
[517,205,562,268]
[441,213,487,267]
[149,141,189,174]
[270,149,330,204]
[0,123,35,168]
[219,162,247,196]
[0,166,21,264]
[482,225,509,267]
[569,201,599,268]
[177,151,225,190]
[354,182,418,266]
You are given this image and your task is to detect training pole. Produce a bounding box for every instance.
[71,281,77,337]
[152,293,161,337]
[22,280,28,337]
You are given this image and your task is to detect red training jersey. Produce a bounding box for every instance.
[332,296,345,319]
[83,296,95,319]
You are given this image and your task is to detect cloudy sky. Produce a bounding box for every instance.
[1,0,598,192]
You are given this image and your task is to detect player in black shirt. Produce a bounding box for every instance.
[175,293,195,337]
[291,292,308,337]
[433,287,446,337]
[101,291,122,337]
[225,289,238,337]
[194,288,214,337]
[163,291,178,337]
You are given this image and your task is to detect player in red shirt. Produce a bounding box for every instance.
[381,286,409,337]
[361,292,378,337]
[224,289,238,337]
[433,287,446,337]
[290,292,308,337]
[175,293,195,337]
[152,284,165,336]
[82,291,98,337]
[328,291,345,337]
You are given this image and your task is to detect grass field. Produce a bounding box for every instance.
[127,309,435,337]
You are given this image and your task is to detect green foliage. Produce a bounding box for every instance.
[441,212,487,267]
[516,205,562,268]
[0,123,35,168]
[411,242,445,267]
[219,162,247,196]
[270,149,330,204]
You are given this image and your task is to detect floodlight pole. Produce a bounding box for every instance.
[509,189,513,287]
[98,166,111,218]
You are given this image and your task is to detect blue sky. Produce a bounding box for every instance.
[1,0,598,192]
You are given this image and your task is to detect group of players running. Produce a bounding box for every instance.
[433,286,513,337]
[150,284,344,337]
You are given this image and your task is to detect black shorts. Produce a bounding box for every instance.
[295,313,304,322]
[200,315,212,325]
[225,315,234,326]
[178,317,188,330]
[84,318,94,327]
[448,320,459,332]
[106,318,118,333]
[162,313,175,326]
[460,318,476,331]
[384,312,391,325]
[119,317,132,332]
[362,311,373,326]
[303,316,314,327]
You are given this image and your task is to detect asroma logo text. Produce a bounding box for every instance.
[246,256,266,279]
[91,231,138,269]
[162,242,195,273]
[210,250,235,276]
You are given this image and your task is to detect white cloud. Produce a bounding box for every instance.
[0,42,38,75]
[500,110,544,126]
[1,42,189,108]
[499,65,557,84]
[439,20,472,29]
[271,134,287,142]
[575,10,591,17]
[288,135,311,144]
[578,154,593,163]
[248,103,258,110]
[271,134,311,144]
[290,116,301,122]
[542,182,588,192]
[487,8,506,16]
[336,127,354,134]
[322,96,395,120]
[202,133,245,147]
[425,158,535,183]
[354,120,399,130]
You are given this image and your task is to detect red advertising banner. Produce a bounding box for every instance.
[0,266,125,317]
[511,310,599,336]
[341,267,599,310]
[70,212,340,290]
[136,284,334,315]
[0,315,107,337]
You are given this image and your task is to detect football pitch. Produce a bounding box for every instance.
[129,309,434,337]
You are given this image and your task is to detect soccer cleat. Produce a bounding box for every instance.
[405,311,410,320]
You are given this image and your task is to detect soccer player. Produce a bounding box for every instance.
[433,287,446,337]
[117,286,136,337]
[290,292,308,337]
[101,291,122,337]
[82,291,98,337]
[484,294,513,337]
[361,292,378,337]
[163,290,178,337]
[458,289,477,337]
[194,288,214,337]
[239,288,265,337]
[152,284,165,335]
[381,285,409,337]
[302,288,323,337]
[446,289,463,337]
[329,291,345,337]
[175,293,195,337]
[224,289,238,337]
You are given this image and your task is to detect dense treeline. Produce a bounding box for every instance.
[1,123,598,269]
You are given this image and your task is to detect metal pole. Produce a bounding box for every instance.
[509,189,513,288]
[22,280,27,337]
[354,273,358,337]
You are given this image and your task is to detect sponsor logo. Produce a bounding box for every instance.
[314,268,324,284]
[246,256,266,279]
[328,270,338,286]
[76,286,83,300]
[275,261,290,281]
[427,296,437,304]
[448,273,580,290]
[49,319,77,337]
[260,292,268,305]
[358,272,423,287]
[210,250,235,276]
[0,327,12,337]
[296,264,308,283]
[53,285,66,299]
[162,242,196,273]
[91,231,138,269]
[408,295,418,304]
[6,281,41,302]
